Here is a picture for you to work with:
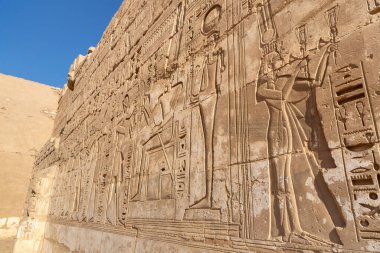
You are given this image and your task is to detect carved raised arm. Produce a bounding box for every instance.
[314,43,336,87]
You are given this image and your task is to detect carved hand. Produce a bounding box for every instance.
[327,43,338,53]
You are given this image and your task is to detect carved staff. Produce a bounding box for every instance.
[326,6,338,64]
[296,24,310,79]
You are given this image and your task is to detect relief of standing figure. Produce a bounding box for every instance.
[256,43,345,245]
[190,33,225,209]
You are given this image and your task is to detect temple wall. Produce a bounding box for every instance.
[0,73,58,253]
[16,0,380,252]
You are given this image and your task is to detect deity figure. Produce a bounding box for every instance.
[189,34,225,209]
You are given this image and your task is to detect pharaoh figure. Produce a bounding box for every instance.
[78,142,98,222]
[91,134,108,223]
[86,140,100,222]
[106,94,138,225]
[255,0,344,245]
[69,156,82,221]
[256,40,345,245]
[190,11,225,208]
[62,158,74,218]
[89,123,113,223]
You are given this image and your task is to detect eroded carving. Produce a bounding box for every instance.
[17,0,380,252]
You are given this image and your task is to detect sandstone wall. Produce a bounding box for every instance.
[17,0,380,252]
[0,73,59,253]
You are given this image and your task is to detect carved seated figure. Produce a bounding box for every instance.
[130,79,183,202]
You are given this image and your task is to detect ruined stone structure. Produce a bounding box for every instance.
[16,0,380,252]
[0,74,58,253]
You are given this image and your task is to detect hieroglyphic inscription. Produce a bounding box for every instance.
[20,0,380,252]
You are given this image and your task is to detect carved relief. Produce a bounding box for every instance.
[329,49,380,243]
[255,2,345,245]
[367,0,380,14]
[19,0,380,252]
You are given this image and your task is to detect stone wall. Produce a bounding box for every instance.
[17,0,380,252]
[0,74,58,253]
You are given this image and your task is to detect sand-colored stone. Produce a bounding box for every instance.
[16,0,380,252]
[0,73,59,253]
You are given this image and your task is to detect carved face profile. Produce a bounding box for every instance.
[269,53,283,71]
[260,51,283,76]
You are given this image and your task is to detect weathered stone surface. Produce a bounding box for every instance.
[0,73,58,253]
[16,0,380,252]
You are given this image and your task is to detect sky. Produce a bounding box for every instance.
[0,0,123,88]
